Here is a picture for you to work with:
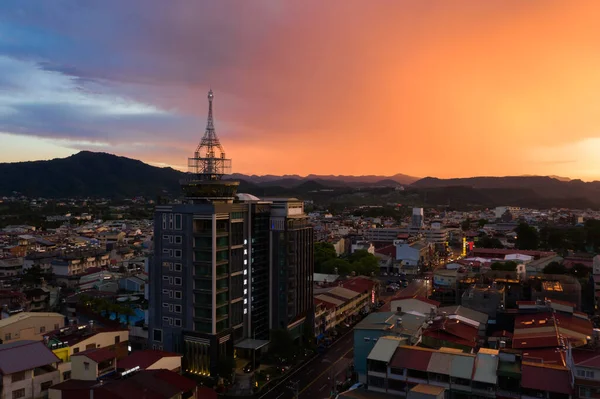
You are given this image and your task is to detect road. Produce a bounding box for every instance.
[259,280,428,399]
[259,329,354,399]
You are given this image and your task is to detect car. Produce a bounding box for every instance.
[243,360,260,373]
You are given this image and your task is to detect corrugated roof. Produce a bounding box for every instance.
[328,286,361,300]
[472,349,499,384]
[0,340,60,374]
[314,294,343,306]
[389,346,434,371]
[117,350,181,371]
[427,352,453,375]
[367,336,404,363]
[521,363,572,395]
[450,353,475,379]
[0,311,64,329]
[439,305,489,324]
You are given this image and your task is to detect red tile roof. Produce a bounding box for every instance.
[389,346,433,371]
[375,245,396,257]
[72,346,118,363]
[521,363,572,395]
[521,348,565,366]
[572,348,600,368]
[117,350,181,371]
[339,276,377,294]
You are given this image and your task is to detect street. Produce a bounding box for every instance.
[259,280,428,399]
[259,329,354,399]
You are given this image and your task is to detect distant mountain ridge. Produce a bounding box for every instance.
[1,152,599,209]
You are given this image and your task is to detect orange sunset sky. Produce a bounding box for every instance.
[2,1,600,179]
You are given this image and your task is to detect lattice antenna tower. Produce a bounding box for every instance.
[188,89,232,180]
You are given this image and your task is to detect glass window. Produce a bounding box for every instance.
[12,388,25,399]
[174,263,182,272]
[174,214,182,230]
[153,329,163,342]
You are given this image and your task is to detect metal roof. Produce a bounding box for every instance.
[0,312,64,329]
[472,349,499,384]
[0,340,60,374]
[367,336,404,363]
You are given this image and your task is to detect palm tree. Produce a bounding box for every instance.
[121,306,136,326]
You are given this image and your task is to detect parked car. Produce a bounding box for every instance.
[243,360,260,373]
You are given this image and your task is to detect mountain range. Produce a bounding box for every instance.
[1,151,599,209]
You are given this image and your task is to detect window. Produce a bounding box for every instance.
[163,303,169,308]
[162,289,169,294]
[54,323,59,330]
[41,381,53,391]
[163,317,170,324]
[153,329,163,342]
[174,249,182,258]
[11,372,26,383]
[174,263,182,272]
[175,214,182,230]
[73,347,80,354]
[115,336,120,344]
[62,371,71,380]
[174,318,182,327]
[174,291,182,299]
[40,326,46,333]
[163,276,169,281]
[84,362,90,371]
[163,235,169,240]
[169,214,174,230]
[4,333,11,341]
[174,305,182,313]
[175,236,182,244]
[12,388,25,399]
[86,343,96,350]
[162,214,167,229]
[174,277,182,285]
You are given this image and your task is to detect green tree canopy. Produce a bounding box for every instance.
[314,242,337,273]
[269,329,296,362]
[543,261,567,275]
[477,236,504,249]
[491,261,518,272]
[515,223,540,250]
[569,263,591,278]
[461,219,471,231]
[321,258,352,275]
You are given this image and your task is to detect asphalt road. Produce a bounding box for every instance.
[259,280,430,399]
[259,329,354,399]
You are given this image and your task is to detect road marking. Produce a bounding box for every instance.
[275,394,284,399]
[307,369,315,376]
[319,384,327,392]
[299,348,353,395]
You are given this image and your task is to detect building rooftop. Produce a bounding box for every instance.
[0,340,59,375]
[410,384,446,396]
[367,336,405,363]
[0,311,63,329]
[72,345,119,363]
[117,350,181,371]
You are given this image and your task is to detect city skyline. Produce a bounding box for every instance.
[2,1,600,179]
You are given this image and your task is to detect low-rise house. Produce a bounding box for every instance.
[354,311,427,383]
[0,312,65,344]
[71,346,119,381]
[117,350,182,373]
[24,288,51,312]
[0,256,23,277]
[118,275,147,293]
[0,340,61,399]
[461,285,505,318]
[49,368,198,399]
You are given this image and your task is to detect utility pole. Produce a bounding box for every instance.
[288,380,299,399]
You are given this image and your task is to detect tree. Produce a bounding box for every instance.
[348,250,380,276]
[314,242,337,273]
[461,219,471,231]
[478,219,488,228]
[515,223,539,250]
[477,236,504,249]
[321,258,352,275]
[217,356,236,380]
[491,261,518,272]
[543,261,567,275]
[121,306,136,326]
[569,263,591,278]
[269,329,296,362]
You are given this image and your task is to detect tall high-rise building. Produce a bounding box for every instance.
[148,90,314,377]
[411,207,424,229]
[269,199,314,336]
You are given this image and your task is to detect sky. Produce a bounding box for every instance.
[2,1,600,180]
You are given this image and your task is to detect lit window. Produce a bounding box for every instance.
[244,269,247,275]
[244,289,248,295]
[244,308,248,314]
[244,239,248,245]
[244,259,247,265]
[244,298,247,304]
[244,249,247,255]
[244,279,247,285]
